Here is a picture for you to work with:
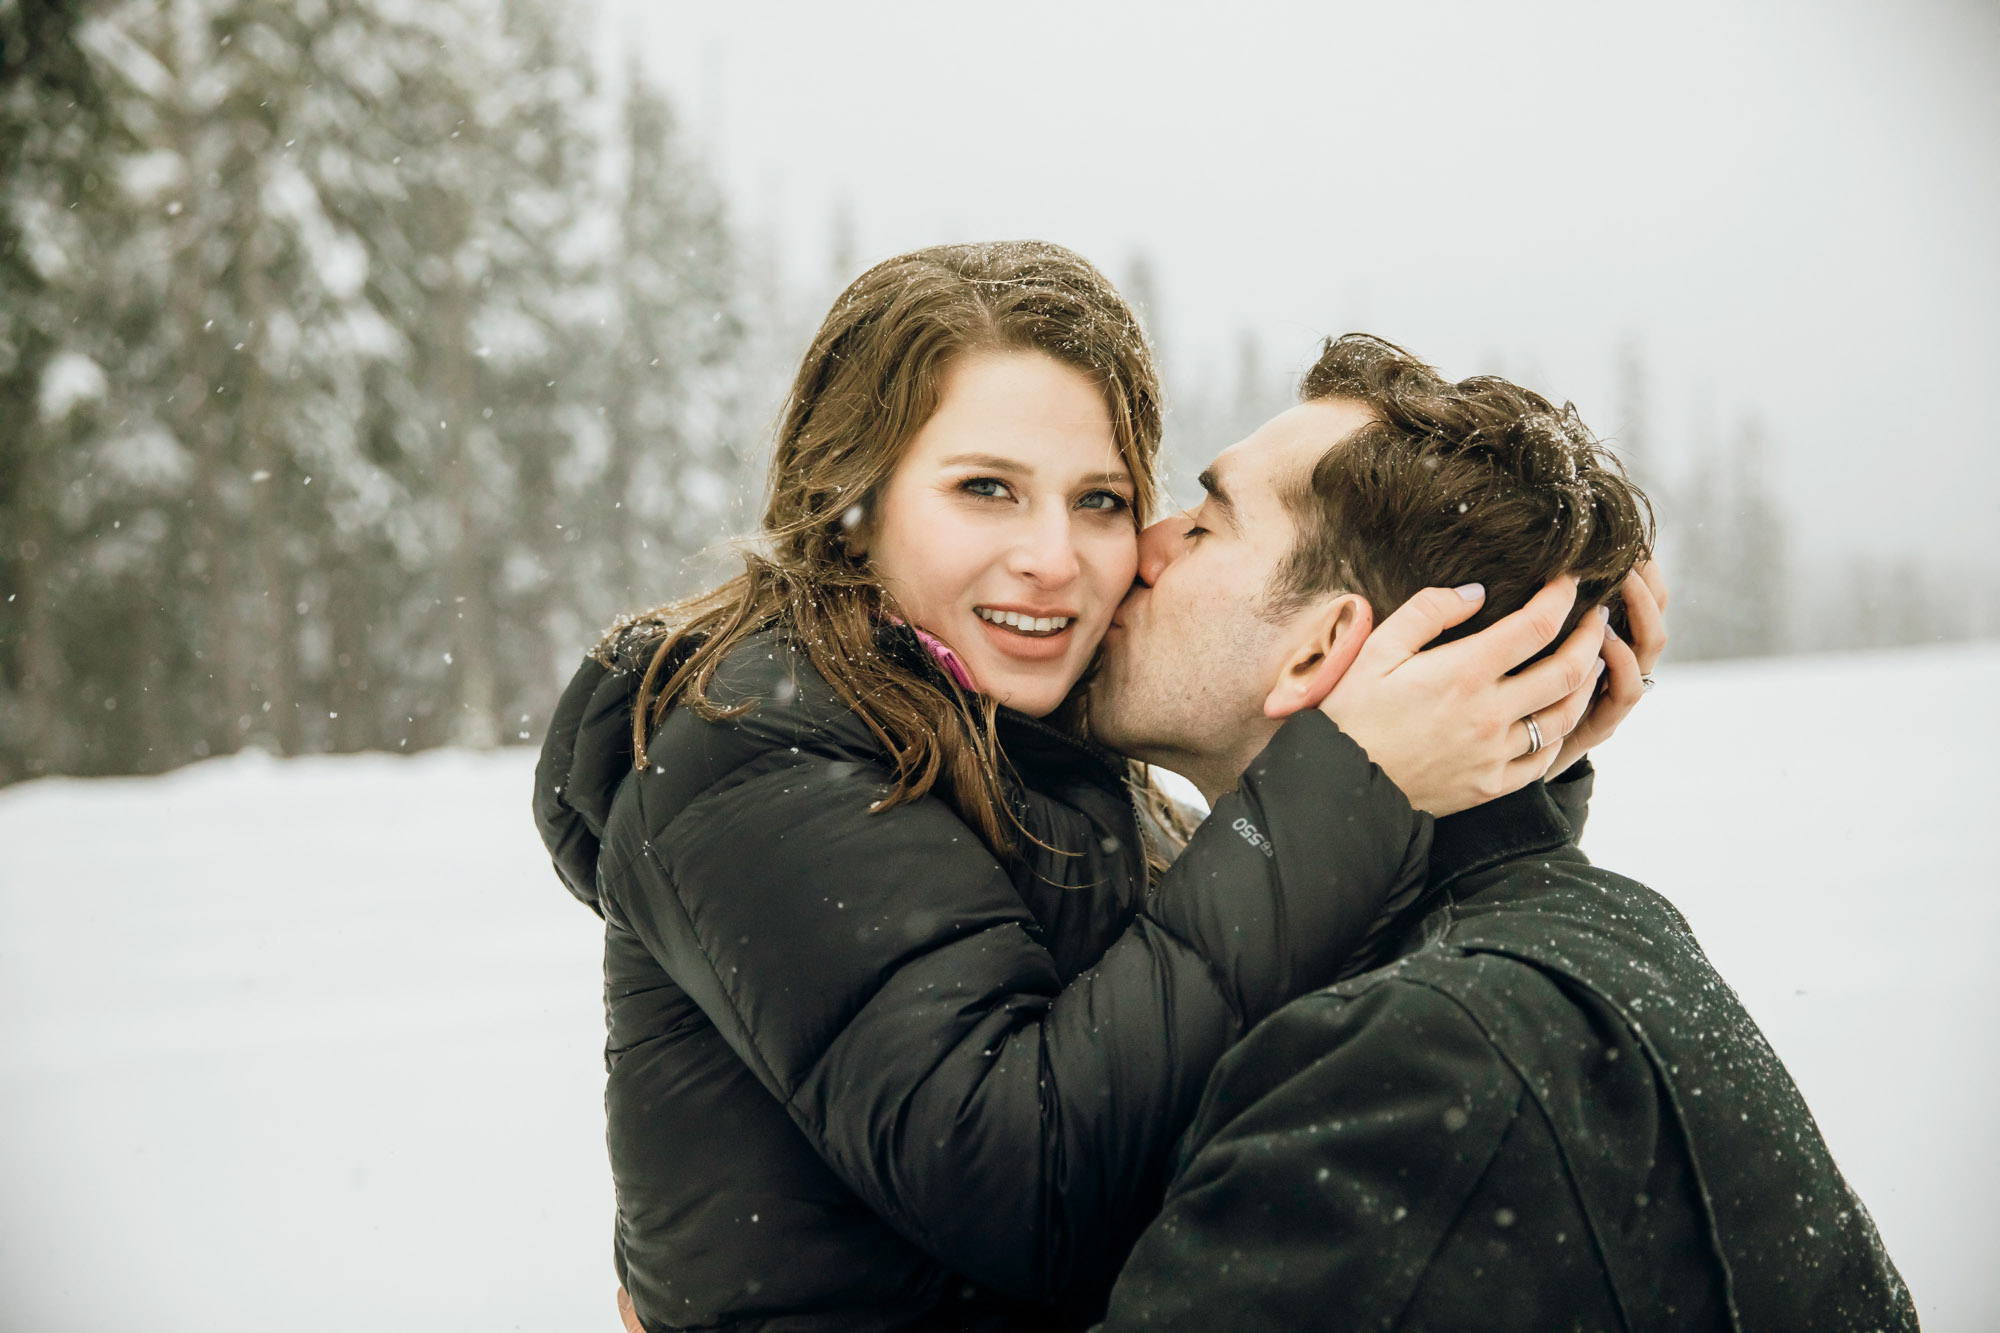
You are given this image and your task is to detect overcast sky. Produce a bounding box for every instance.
[609,0,1999,569]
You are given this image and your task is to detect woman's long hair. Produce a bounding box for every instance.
[609,241,1166,858]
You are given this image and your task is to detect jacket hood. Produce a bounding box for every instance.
[534,621,947,915]
[533,627,653,916]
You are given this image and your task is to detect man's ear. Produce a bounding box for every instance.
[1262,594,1373,719]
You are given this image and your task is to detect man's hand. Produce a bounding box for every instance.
[1319,577,1609,816]
[1543,560,1669,779]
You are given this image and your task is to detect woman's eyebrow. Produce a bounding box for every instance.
[938,452,1030,473]
[937,455,1131,488]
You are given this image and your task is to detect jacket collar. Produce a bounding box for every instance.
[1427,781,1578,894]
[1344,780,1576,976]
[1337,782,1577,980]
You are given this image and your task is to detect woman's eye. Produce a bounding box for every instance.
[1183,524,1209,541]
[960,477,1009,500]
[1077,490,1130,512]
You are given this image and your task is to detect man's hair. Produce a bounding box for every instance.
[1271,334,1653,648]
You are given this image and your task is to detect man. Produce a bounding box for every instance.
[1088,335,1916,1331]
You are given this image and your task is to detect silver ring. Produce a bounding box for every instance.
[1523,714,1545,756]
[1640,674,1657,693]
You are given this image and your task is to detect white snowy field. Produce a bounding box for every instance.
[1,643,1995,1332]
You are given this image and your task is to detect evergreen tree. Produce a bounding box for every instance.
[1159,326,1290,509]
[596,63,744,621]
[1726,417,1787,656]
[1674,414,1788,660]
[437,0,611,744]
[0,0,161,780]
[1612,337,1662,496]
[0,0,770,786]
[276,0,516,753]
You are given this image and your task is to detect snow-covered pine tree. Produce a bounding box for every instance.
[1722,416,1787,656]
[594,60,745,622]
[0,0,137,780]
[0,0,769,784]
[1612,338,1660,497]
[437,0,614,745]
[1672,412,1789,660]
[72,0,433,762]
[270,0,471,754]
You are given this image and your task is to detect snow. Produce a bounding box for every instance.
[36,351,108,422]
[1580,641,2000,1330]
[2,643,1995,1331]
[0,749,610,1331]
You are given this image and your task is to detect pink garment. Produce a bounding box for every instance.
[891,618,979,693]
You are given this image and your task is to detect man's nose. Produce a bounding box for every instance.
[1135,516,1183,587]
[1009,504,1083,586]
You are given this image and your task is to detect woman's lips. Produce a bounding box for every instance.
[975,606,1075,634]
[972,612,1076,662]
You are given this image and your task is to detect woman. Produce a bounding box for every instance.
[535,241,1648,1332]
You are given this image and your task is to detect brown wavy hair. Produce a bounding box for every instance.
[609,241,1164,857]
[1279,333,1654,651]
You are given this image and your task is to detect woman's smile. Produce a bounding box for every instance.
[973,606,1076,636]
[969,603,1080,660]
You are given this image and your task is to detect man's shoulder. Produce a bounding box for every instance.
[1190,899,1683,1157]
[1148,851,1920,1333]
[1435,849,1716,1004]
[1191,956,1525,1141]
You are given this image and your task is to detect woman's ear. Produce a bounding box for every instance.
[1262,594,1373,719]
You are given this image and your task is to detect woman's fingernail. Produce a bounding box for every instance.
[1594,657,1606,676]
[1455,583,1484,601]
[1597,605,1611,622]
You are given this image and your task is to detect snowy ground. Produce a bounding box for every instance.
[2,642,1995,1331]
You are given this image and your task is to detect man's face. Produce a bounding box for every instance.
[1090,398,1373,788]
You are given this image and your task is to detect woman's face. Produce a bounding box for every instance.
[860,349,1139,718]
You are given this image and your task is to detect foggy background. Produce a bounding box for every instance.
[5,0,1997,782]
[2,0,1997,1329]
[622,0,2000,648]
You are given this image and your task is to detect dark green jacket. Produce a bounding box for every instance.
[1100,778,1916,1333]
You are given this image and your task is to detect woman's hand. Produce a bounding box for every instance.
[1318,577,1608,816]
[1543,559,1669,779]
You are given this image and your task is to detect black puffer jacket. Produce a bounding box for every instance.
[535,625,1433,1331]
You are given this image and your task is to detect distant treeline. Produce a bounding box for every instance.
[1146,311,1998,667]
[2,0,775,785]
[1604,344,1998,663]
[4,3,1987,790]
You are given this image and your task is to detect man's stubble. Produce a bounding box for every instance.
[1089,602,1283,798]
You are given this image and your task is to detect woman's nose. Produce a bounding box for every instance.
[1135,516,1183,587]
[1008,505,1083,586]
